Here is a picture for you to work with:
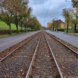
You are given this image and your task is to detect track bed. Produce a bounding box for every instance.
[0,33,40,78]
[28,33,60,78]
[46,33,78,78]
[0,31,78,78]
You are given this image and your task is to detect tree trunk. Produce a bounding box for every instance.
[53,25,54,31]
[9,24,11,34]
[25,25,28,32]
[74,24,77,33]
[67,25,68,33]
[21,22,23,32]
[67,20,68,33]
[16,24,18,33]
[15,16,19,33]
[26,25,27,32]
[25,26,26,32]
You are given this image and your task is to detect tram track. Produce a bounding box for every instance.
[0,31,78,78]
[47,33,78,54]
[0,32,40,62]
[0,32,40,78]
[46,32,78,78]
[25,32,61,78]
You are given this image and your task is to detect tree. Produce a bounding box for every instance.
[47,22,52,30]
[71,9,78,32]
[63,9,71,33]
[0,0,40,33]
[20,8,31,32]
[0,10,13,33]
[28,16,41,30]
[23,18,28,32]
[72,0,78,8]
[3,0,29,32]
[72,0,78,32]
[52,19,56,31]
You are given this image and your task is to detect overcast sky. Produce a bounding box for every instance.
[28,0,72,27]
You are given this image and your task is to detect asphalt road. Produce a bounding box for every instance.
[46,30,78,48]
[0,31,39,52]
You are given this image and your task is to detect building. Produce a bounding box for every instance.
[54,20,65,31]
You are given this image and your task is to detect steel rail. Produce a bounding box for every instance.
[45,37,64,78]
[47,33,78,55]
[25,38,40,78]
[0,33,39,62]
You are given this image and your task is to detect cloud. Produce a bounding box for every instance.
[29,0,48,5]
[29,0,72,27]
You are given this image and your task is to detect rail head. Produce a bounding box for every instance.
[45,37,63,78]
[25,38,40,78]
[47,33,78,55]
[0,33,39,62]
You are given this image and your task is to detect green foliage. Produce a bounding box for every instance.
[63,9,71,24]
[71,0,78,32]
[52,19,56,31]
[28,17,41,30]
[63,9,72,33]
[0,21,24,30]
[72,0,78,8]
[0,0,41,34]
[1,0,31,32]
[65,26,78,33]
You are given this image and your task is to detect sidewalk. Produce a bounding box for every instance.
[46,30,78,48]
[0,31,39,52]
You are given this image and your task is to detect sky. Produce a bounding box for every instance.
[29,0,72,27]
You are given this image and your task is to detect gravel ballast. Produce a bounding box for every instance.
[0,33,40,78]
[46,33,78,78]
[29,32,60,78]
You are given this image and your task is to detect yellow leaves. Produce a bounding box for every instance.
[47,22,52,28]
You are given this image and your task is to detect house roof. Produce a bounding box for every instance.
[54,20,65,25]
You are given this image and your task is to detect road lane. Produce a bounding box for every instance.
[0,31,39,52]
[46,30,78,48]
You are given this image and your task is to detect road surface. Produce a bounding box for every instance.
[46,30,78,48]
[0,31,39,52]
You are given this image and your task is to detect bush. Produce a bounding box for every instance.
[0,30,25,35]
